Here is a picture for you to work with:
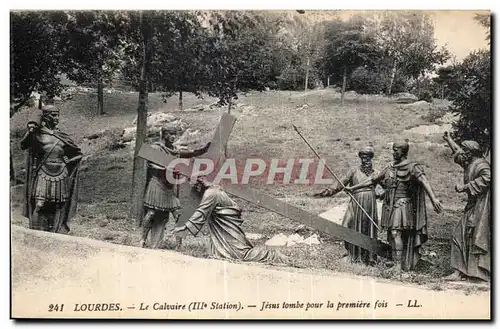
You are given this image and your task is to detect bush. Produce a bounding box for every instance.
[277,64,320,91]
[418,90,433,103]
[348,67,385,94]
[447,50,491,150]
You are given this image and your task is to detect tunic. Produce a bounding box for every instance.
[185,186,283,263]
[372,160,428,270]
[324,167,379,264]
[21,126,82,233]
[450,153,491,281]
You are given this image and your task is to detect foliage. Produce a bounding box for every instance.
[203,11,276,106]
[148,11,210,105]
[474,13,491,44]
[323,16,379,78]
[366,11,450,95]
[433,66,455,99]
[10,11,70,114]
[348,66,385,95]
[63,11,129,86]
[447,50,491,150]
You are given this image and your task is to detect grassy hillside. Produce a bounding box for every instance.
[10,88,477,291]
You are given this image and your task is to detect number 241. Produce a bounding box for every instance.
[48,304,64,312]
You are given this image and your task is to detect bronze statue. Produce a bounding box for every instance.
[345,140,443,272]
[173,175,287,264]
[20,105,82,233]
[140,126,211,248]
[443,132,491,282]
[314,146,381,265]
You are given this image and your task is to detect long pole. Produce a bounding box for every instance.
[292,125,380,230]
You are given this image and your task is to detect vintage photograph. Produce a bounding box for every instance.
[9,9,491,320]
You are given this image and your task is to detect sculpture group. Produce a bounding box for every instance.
[19,105,491,283]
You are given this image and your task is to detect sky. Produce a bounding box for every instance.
[335,10,490,63]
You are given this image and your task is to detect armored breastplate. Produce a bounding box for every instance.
[37,133,67,177]
[394,164,413,199]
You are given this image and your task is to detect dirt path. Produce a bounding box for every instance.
[11,225,489,319]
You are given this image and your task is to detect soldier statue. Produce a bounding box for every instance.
[346,140,443,272]
[140,126,211,248]
[20,105,83,233]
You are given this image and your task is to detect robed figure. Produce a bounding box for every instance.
[443,133,491,282]
[346,140,443,271]
[314,146,381,265]
[20,106,82,233]
[173,176,286,264]
[140,126,211,248]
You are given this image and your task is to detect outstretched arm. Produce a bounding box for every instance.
[443,132,462,154]
[415,168,443,214]
[178,142,211,158]
[345,168,386,193]
[174,189,218,237]
[313,168,353,197]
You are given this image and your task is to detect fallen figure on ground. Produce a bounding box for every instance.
[173,175,288,265]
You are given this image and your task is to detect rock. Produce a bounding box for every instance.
[319,204,347,225]
[286,233,304,247]
[319,201,383,225]
[294,224,310,235]
[265,233,288,247]
[245,233,264,240]
[393,92,418,104]
[132,112,176,126]
[121,127,136,142]
[435,112,460,124]
[301,234,320,246]
[404,124,452,135]
[187,104,206,111]
[402,100,431,111]
[96,216,110,228]
[174,129,200,147]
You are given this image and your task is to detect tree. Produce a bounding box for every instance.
[11,11,71,184]
[64,10,129,115]
[433,65,454,99]
[323,16,378,104]
[128,10,153,221]
[474,13,491,44]
[149,10,209,110]
[366,11,449,95]
[10,11,70,114]
[204,11,275,110]
[447,50,490,151]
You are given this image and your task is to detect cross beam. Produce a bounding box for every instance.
[137,117,392,258]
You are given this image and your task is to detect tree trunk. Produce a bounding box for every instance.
[441,85,444,100]
[10,149,15,185]
[341,67,347,106]
[97,77,104,115]
[304,57,310,92]
[38,93,43,109]
[178,90,183,110]
[130,12,152,223]
[327,76,330,87]
[387,59,397,95]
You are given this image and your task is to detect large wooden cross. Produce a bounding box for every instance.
[137,114,392,259]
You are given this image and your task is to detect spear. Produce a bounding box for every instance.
[292,125,380,230]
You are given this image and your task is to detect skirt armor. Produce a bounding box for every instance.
[144,176,180,212]
[33,163,70,203]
